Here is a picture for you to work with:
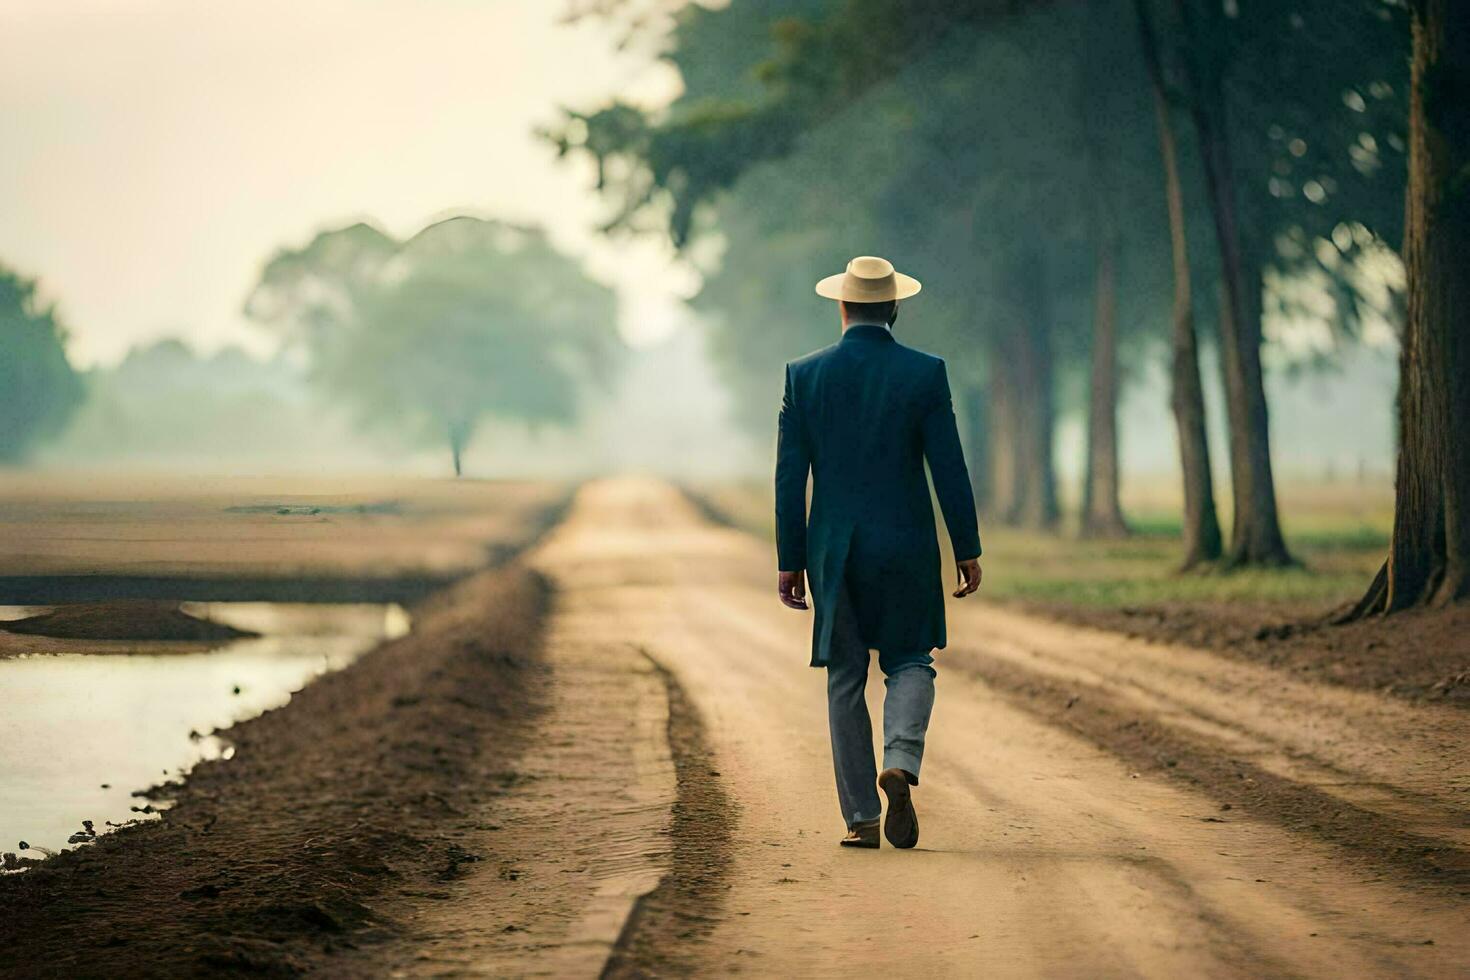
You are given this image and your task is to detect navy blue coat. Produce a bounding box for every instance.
[776,323,982,666]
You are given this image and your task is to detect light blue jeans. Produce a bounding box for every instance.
[825,584,936,827]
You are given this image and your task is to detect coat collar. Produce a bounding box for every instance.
[841,323,895,344]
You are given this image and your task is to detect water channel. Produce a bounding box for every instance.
[0,601,409,860]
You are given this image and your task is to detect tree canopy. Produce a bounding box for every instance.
[0,263,85,463]
[245,216,620,475]
[550,0,1412,560]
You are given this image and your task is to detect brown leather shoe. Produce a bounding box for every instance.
[879,768,919,849]
[839,819,880,849]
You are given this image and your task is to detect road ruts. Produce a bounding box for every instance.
[538,477,1467,979]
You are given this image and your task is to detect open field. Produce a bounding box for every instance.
[0,473,569,606]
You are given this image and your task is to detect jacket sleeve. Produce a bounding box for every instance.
[921,359,982,561]
[774,363,811,571]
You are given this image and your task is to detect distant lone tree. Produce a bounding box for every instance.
[0,263,85,463]
[246,217,619,476]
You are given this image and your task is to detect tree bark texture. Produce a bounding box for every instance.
[1353,0,1470,614]
[1137,0,1224,568]
[1174,0,1293,567]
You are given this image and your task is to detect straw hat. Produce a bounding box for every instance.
[815,255,922,302]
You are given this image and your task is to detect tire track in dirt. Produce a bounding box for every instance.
[947,650,1470,895]
[947,606,1470,829]
[348,630,677,977]
[555,478,1469,977]
[689,481,1470,893]
[601,651,736,979]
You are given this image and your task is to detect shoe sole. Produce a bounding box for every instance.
[878,769,918,849]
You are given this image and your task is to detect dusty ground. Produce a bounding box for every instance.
[553,478,1468,976]
[4,476,1467,977]
[1026,599,1470,706]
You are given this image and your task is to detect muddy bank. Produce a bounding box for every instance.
[0,564,549,978]
[0,601,255,642]
[1024,599,1470,707]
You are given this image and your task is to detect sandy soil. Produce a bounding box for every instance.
[547,478,1468,977]
[328,539,684,977]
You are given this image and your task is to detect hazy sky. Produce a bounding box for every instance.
[0,0,692,366]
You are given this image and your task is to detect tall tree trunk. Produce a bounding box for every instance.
[448,421,467,478]
[1081,233,1130,538]
[1014,261,1060,531]
[962,382,992,517]
[984,261,1058,531]
[1174,0,1293,567]
[988,342,1022,523]
[1216,245,1291,566]
[1423,0,1470,605]
[1137,0,1223,568]
[1349,0,1470,616]
[1077,0,1129,541]
[1018,331,1059,532]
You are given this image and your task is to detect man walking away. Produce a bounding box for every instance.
[775,255,983,849]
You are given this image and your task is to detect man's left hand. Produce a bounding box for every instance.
[778,569,809,610]
[953,558,982,598]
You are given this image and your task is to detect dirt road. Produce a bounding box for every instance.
[5,475,1465,977]
[532,477,1468,977]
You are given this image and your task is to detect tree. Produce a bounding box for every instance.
[0,263,85,463]
[1076,0,1160,539]
[245,217,619,476]
[1136,0,1224,566]
[1154,0,1409,567]
[1347,0,1470,613]
[556,0,1412,557]
[244,222,399,357]
[554,1,1094,532]
[1168,0,1294,566]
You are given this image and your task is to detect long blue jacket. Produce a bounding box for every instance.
[776,323,982,666]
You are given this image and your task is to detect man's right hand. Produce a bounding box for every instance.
[778,569,809,610]
[953,558,982,598]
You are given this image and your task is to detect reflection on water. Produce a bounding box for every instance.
[0,603,409,860]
